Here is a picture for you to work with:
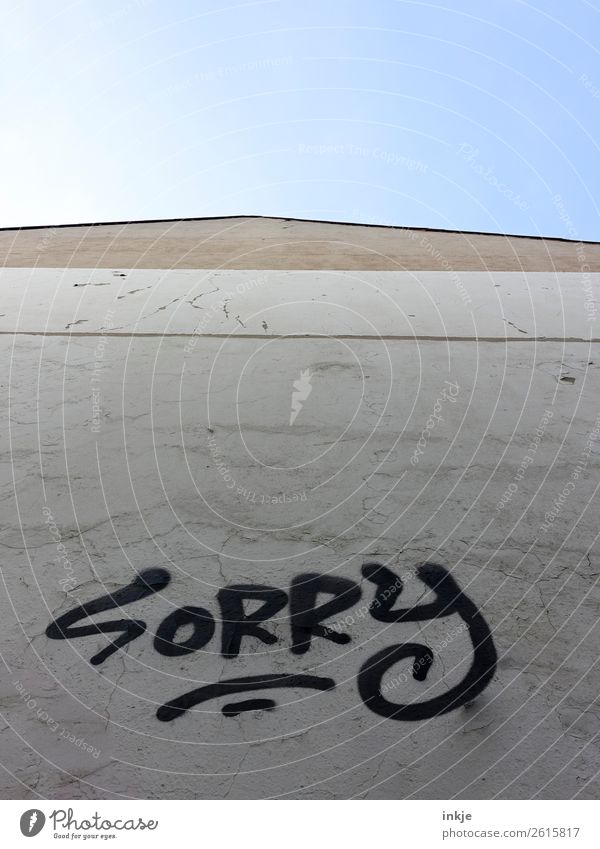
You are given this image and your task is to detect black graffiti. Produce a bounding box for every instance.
[218,585,287,658]
[289,573,361,654]
[156,674,336,722]
[154,605,215,656]
[45,568,170,665]
[44,561,497,723]
[222,699,276,717]
[358,563,497,720]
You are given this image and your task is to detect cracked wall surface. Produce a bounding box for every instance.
[1,224,599,800]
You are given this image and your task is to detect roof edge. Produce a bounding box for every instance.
[0,215,597,246]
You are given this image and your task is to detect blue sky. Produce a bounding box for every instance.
[1,0,599,238]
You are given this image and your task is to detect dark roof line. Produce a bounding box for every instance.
[0,214,598,245]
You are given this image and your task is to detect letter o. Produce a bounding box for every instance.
[154,606,215,656]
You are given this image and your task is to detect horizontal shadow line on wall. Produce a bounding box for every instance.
[1,331,599,343]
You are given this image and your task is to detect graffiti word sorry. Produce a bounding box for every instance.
[46,563,497,723]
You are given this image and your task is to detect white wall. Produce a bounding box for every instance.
[1,267,599,799]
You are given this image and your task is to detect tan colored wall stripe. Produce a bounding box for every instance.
[1,216,598,272]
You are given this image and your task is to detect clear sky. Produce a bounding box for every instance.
[1,0,599,239]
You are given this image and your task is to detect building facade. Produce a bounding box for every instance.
[1,217,599,799]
